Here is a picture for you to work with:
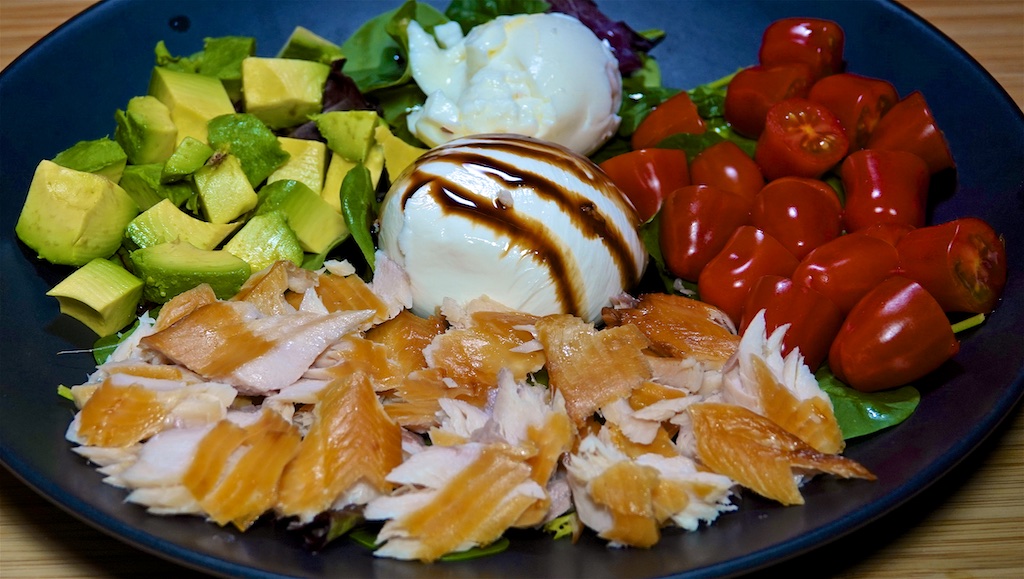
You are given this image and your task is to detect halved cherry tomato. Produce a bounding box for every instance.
[689,140,765,202]
[807,72,899,152]
[600,148,690,222]
[740,275,844,370]
[791,232,902,315]
[631,90,706,150]
[866,91,955,174]
[751,177,843,260]
[697,226,800,325]
[660,184,753,282]
[829,276,959,392]
[758,18,845,80]
[859,222,916,247]
[895,217,1007,313]
[754,98,849,181]
[724,63,814,138]
[840,148,930,233]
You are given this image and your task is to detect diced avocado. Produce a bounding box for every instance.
[46,258,143,337]
[126,199,239,250]
[198,36,256,103]
[148,67,235,144]
[256,179,347,254]
[222,211,304,272]
[374,123,426,180]
[161,136,214,183]
[207,113,290,187]
[320,149,384,212]
[193,152,258,224]
[119,164,195,210]
[16,160,138,266]
[131,241,251,302]
[51,137,128,182]
[266,137,327,193]
[241,57,331,130]
[114,95,177,165]
[276,26,345,64]
[313,110,380,162]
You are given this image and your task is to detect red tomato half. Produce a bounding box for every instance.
[724,63,814,138]
[895,217,1008,313]
[689,140,765,202]
[792,232,902,315]
[829,276,959,392]
[759,18,845,80]
[740,275,844,370]
[754,98,849,181]
[660,184,753,282]
[808,72,899,152]
[632,90,706,150]
[600,148,690,222]
[697,226,800,324]
[840,148,930,233]
[751,177,843,260]
[867,91,955,174]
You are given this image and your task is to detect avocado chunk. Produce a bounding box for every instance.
[119,163,196,210]
[16,160,138,266]
[223,211,304,271]
[241,57,331,130]
[198,36,256,103]
[193,152,258,224]
[276,26,345,64]
[161,136,214,183]
[266,136,327,193]
[207,113,290,187]
[374,123,426,179]
[52,137,128,183]
[321,148,384,213]
[46,258,144,337]
[131,241,251,303]
[257,179,347,254]
[114,95,178,165]
[149,67,235,144]
[314,110,380,162]
[126,199,240,250]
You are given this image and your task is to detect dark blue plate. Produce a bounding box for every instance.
[1,1,1021,577]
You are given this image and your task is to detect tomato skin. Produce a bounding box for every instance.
[660,184,753,282]
[632,90,706,150]
[600,148,690,222]
[840,148,930,233]
[829,276,959,392]
[754,98,849,181]
[866,91,955,174]
[895,217,1008,313]
[697,226,800,325]
[792,232,902,315]
[751,177,843,260]
[689,140,765,202]
[740,275,844,370]
[724,63,814,138]
[859,222,916,247]
[807,72,899,152]
[758,18,845,80]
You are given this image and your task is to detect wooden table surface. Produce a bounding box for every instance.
[1,1,1021,577]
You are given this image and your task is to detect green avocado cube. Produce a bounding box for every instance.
[149,67,235,145]
[256,179,347,254]
[207,113,290,187]
[222,211,304,272]
[46,258,143,337]
[276,26,345,64]
[130,241,251,303]
[16,160,138,266]
[51,137,128,183]
[242,57,331,129]
[161,136,214,183]
[119,164,195,210]
[193,153,258,224]
[126,199,240,250]
[114,95,178,165]
[266,137,328,194]
[313,110,380,162]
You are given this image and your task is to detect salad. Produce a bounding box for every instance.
[10,0,1009,564]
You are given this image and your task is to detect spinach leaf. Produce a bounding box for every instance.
[817,365,920,439]
[445,0,550,32]
[339,163,378,270]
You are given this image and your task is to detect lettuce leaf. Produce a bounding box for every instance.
[445,0,550,32]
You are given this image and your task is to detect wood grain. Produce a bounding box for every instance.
[1,1,1021,578]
